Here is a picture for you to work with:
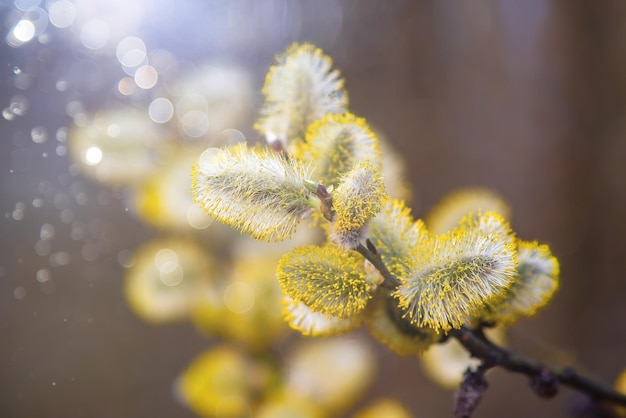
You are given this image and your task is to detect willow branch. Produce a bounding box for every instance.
[356,240,402,289]
[449,326,626,406]
[359,244,626,407]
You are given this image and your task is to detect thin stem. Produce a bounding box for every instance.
[356,241,402,289]
[449,326,626,406]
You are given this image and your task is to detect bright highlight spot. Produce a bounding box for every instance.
[13,20,36,43]
[117,77,136,96]
[148,98,174,123]
[223,282,255,314]
[83,146,103,165]
[186,204,213,229]
[48,0,76,28]
[159,262,184,287]
[154,248,178,270]
[154,249,183,286]
[14,0,40,11]
[36,269,51,283]
[14,287,26,300]
[106,124,120,137]
[80,20,110,49]
[116,36,147,67]
[31,126,47,143]
[134,65,158,89]
[181,110,209,137]
[219,129,247,146]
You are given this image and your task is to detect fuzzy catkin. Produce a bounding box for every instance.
[192,143,315,242]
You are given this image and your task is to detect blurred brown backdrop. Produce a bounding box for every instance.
[2,1,626,417]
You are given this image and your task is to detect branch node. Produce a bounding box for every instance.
[315,183,334,221]
[454,368,489,418]
[531,367,560,399]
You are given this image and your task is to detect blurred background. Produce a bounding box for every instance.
[2,1,626,417]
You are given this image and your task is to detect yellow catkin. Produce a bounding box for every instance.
[353,399,413,418]
[426,187,511,234]
[283,337,375,416]
[254,43,348,149]
[331,162,388,249]
[393,212,517,333]
[177,346,256,418]
[368,199,427,279]
[365,290,440,356]
[277,245,371,319]
[294,112,382,187]
[191,143,315,242]
[282,296,364,337]
[483,240,560,325]
[124,237,216,323]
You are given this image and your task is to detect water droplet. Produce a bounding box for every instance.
[117,77,136,96]
[116,36,147,67]
[12,202,25,220]
[13,67,22,75]
[32,198,43,207]
[40,224,55,240]
[154,249,178,269]
[49,0,76,29]
[34,240,51,256]
[106,124,120,137]
[159,263,183,286]
[186,204,212,230]
[65,101,84,117]
[80,19,109,50]
[134,65,158,90]
[148,98,174,123]
[50,251,71,266]
[14,0,40,12]
[55,80,67,91]
[10,95,28,116]
[14,287,26,300]
[56,127,68,142]
[181,110,210,137]
[3,108,15,121]
[36,269,51,283]
[31,126,47,144]
[14,74,32,90]
[117,249,135,268]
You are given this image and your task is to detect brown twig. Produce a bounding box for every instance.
[449,326,626,406]
[356,241,402,289]
[362,248,626,411]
